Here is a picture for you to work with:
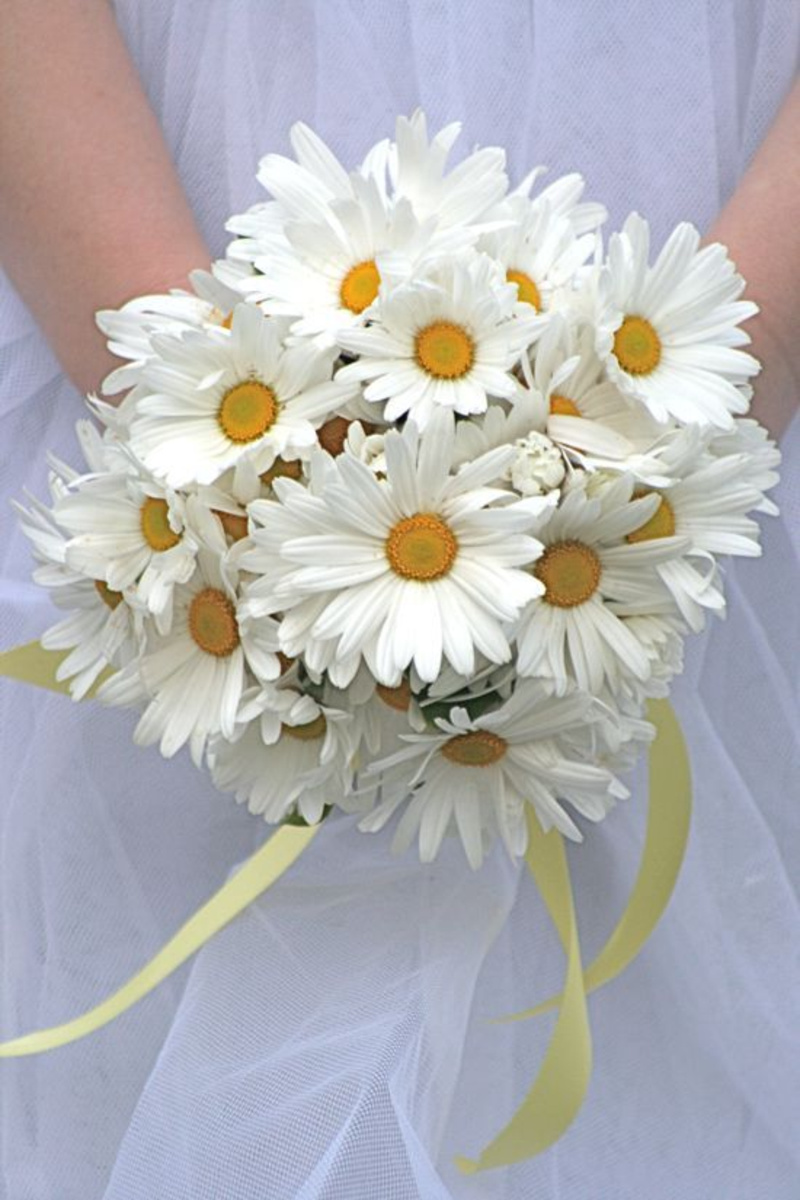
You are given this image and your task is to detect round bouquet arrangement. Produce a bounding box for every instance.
[18,111,777,865]
[3,111,781,1168]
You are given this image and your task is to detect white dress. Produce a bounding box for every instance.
[1,3,799,1197]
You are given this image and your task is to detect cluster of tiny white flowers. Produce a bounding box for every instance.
[19,112,780,867]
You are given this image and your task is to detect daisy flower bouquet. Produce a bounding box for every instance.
[19,111,778,865]
[2,112,780,1166]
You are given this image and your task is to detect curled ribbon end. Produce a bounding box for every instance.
[454,1156,479,1176]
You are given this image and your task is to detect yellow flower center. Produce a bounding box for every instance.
[415,321,475,379]
[613,316,662,376]
[220,311,234,330]
[339,259,381,314]
[283,714,327,741]
[188,587,240,656]
[549,393,581,417]
[626,490,677,542]
[260,457,304,487]
[214,509,249,542]
[94,580,124,610]
[534,540,602,607]
[376,679,412,712]
[385,513,458,582]
[441,730,507,767]
[140,496,181,551]
[218,381,279,444]
[506,269,541,311]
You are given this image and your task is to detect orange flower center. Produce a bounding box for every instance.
[188,587,240,656]
[613,316,661,376]
[549,393,581,417]
[385,513,458,581]
[506,268,541,311]
[626,490,677,542]
[94,580,124,610]
[140,496,181,551]
[339,259,381,314]
[214,510,249,542]
[376,679,412,712]
[218,381,279,443]
[282,715,327,741]
[441,730,507,767]
[415,321,475,379]
[534,540,602,607]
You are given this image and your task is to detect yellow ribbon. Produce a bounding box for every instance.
[0,640,111,698]
[1,642,692,1173]
[0,823,319,1057]
[456,809,592,1173]
[456,697,692,1172]
[502,698,692,1022]
[0,641,319,1057]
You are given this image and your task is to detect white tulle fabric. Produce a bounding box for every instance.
[1,3,799,1197]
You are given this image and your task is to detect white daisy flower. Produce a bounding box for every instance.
[128,304,352,488]
[14,481,143,699]
[225,121,394,270]
[389,110,508,230]
[620,615,686,701]
[528,317,668,466]
[707,417,781,516]
[360,680,625,867]
[594,214,759,428]
[256,121,383,227]
[100,552,282,766]
[621,426,772,631]
[336,254,540,427]
[560,687,658,778]
[96,270,247,396]
[243,174,440,348]
[452,386,547,466]
[482,197,598,317]
[209,689,357,826]
[54,470,199,633]
[516,169,607,237]
[322,662,430,757]
[514,473,688,695]
[242,411,551,687]
[344,422,388,478]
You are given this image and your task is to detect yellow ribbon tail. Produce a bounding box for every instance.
[457,698,691,1172]
[456,810,592,1173]
[499,697,691,1023]
[0,639,112,697]
[0,824,318,1057]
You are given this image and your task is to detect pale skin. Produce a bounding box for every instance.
[0,0,797,438]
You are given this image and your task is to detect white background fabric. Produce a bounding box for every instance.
[1,2,799,1196]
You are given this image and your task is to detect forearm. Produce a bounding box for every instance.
[0,0,209,396]
[708,77,800,441]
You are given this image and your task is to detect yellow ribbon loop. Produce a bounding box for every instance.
[499,698,692,1023]
[0,823,319,1057]
[456,810,592,1173]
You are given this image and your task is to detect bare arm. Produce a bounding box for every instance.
[709,77,800,441]
[0,0,209,396]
